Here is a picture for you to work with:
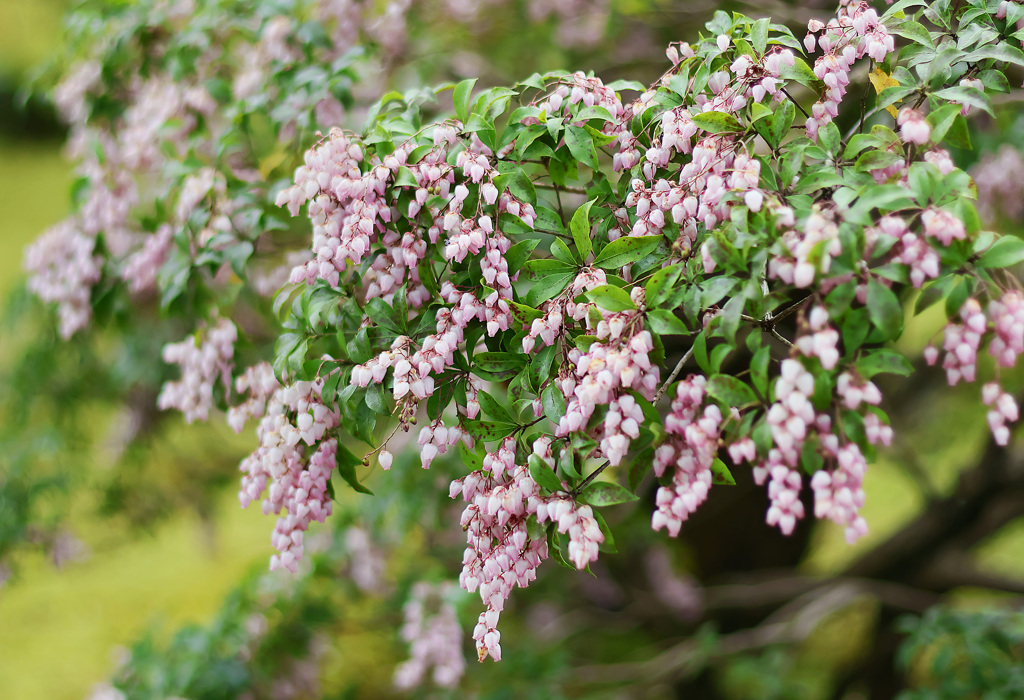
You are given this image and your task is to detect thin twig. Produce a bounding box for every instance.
[573,459,611,496]
[654,346,695,404]
[536,183,588,196]
[772,295,811,323]
[781,87,810,118]
[769,327,794,348]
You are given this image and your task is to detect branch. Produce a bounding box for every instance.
[569,582,863,686]
[535,183,588,196]
[654,346,695,403]
[843,429,1019,583]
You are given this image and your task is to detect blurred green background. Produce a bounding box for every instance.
[4,2,1024,698]
[0,3,272,697]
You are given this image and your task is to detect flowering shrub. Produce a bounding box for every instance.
[22,0,1024,693]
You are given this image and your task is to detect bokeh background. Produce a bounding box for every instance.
[4,1,1024,698]
[0,3,273,697]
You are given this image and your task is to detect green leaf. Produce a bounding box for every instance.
[932,85,993,116]
[751,346,770,396]
[881,0,927,21]
[529,454,564,492]
[926,103,961,144]
[964,43,1024,69]
[564,125,599,170]
[478,390,514,423]
[875,85,917,112]
[692,332,710,374]
[889,20,934,48]
[541,384,568,426]
[593,510,617,554]
[705,374,758,407]
[336,442,374,495]
[866,278,903,339]
[977,236,1024,269]
[550,238,576,265]
[796,170,846,193]
[453,78,477,123]
[628,446,654,492]
[585,284,636,311]
[462,420,519,441]
[459,441,484,472]
[492,168,536,203]
[855,150,904,173]
[699,276,738,308]
[647,309,688,335]
[711,458,736,485]
[526,272,574,306]
[751,17,770,55]
[570,199,597,261]
[765,99,795,149]
[474,352,528,380]
[594,235,661,269]
[364,383,389,415]
[606,79,646,92]
[691,110,743,134]
[856,349,914,378]
[524,258,574,274]
[580,480,640,507]
[505,239,540,274]
[645,263,684,306]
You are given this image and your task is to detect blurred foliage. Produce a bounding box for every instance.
[897,608,1024,699]
[7,1,1024,699]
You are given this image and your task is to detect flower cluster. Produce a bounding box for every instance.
[652,375,722,536]
[881,215,940,288]
[926,293,1024,444]
[523,268,607,352]
[157,319,238,424]
[927,299,986,385]
[393,582,466,690]
[803,4,895,140]
[769,208,841,288]
[23,220,102,339]
[983,382,1020,446]
[898,108,931,145]
[796,307,841,370]
[534,494,604,570]
[557,293,659,466]
[450,439,548,662]
[236,377,341,572]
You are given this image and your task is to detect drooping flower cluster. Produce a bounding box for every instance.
[927,298,986,385]
[988,291,1024,368]
[880,215,940,288]
[534,494,604,570]
[450,438,548,662]
[897,108,931,145]
[157,318,238,423]
[652,375,722,536]
[557,288,660,466]
[803,4,895,140]
[523,268,607,353]
[227,362,282,433]
[796,306,840,370]
[983,382,1020,446]
[393,582,466,690]
[236,377,341,572]
[926,293,1024,444]
[23,220,102,339]
[769,208,841,288]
